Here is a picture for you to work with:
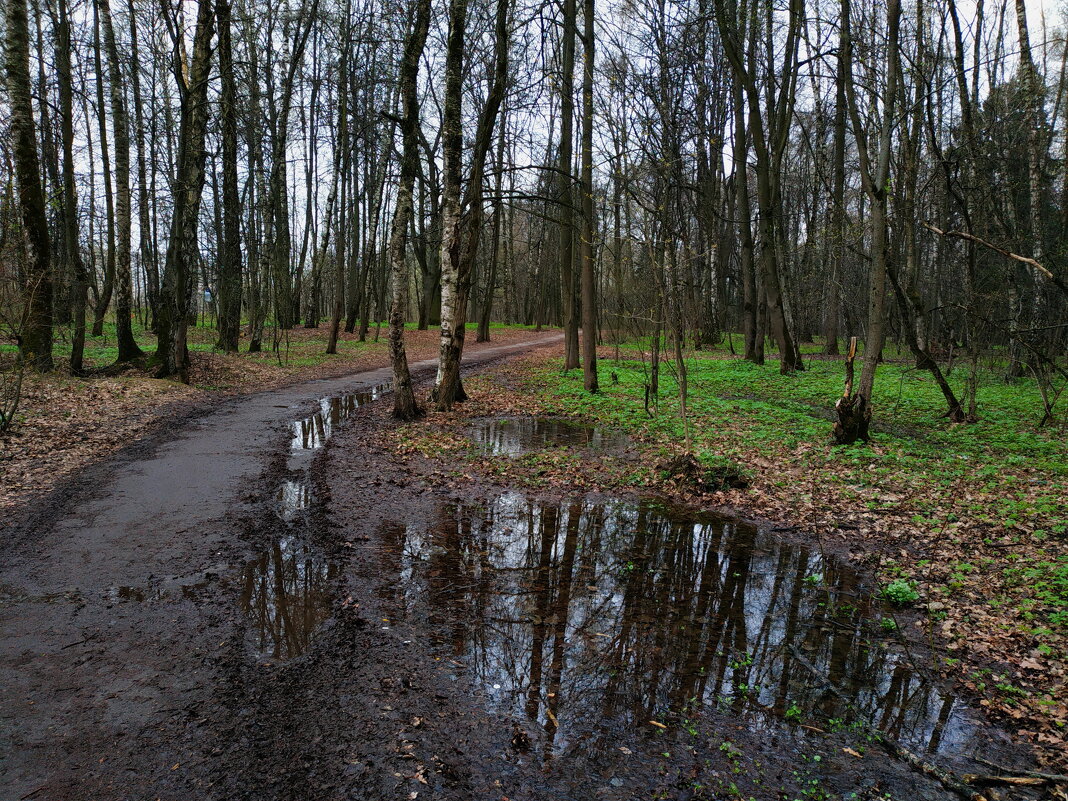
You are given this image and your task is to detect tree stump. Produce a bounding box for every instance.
[832,337,871,444]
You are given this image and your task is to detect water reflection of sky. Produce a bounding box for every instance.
[243,382,390,660]
[289,384,389,452]
[387,492,979,756]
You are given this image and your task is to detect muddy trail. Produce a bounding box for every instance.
[0,336,1045,801]
[0,336,556,799]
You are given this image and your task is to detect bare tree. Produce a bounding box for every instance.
[712,0,805,375]
[556,0,579,369]
[432,0,511,411]
[579,0,598,392]
[154,0,214,380]
[833,0,900,444]
[216,0,242,352]
[5,0,52,369]
[98,0,145,362]
[387,0,431,420]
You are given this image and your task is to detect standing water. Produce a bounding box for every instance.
[381,492,989,759]
[470,416,629,457]
[277,382,391,517]
[239,382,391,660]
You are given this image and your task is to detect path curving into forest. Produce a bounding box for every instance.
[0,333,562,800]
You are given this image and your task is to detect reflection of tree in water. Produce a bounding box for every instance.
[392,493,973,756]
[469,418,626,457]
[240,537,339,660]
[290,391,379,451]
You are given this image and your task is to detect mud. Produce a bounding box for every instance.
[312,420,1041,801]
[0,333,1045,800]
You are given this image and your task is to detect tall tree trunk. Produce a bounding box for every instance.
[326,0,350,355]
[432,0,510,410]
[90,1,116,339]
[824,15,847,356]
[244,0,266,353]
[6,0,53,369]
[55,0,86,372]
[1006,0,1044,379]
[216,0,242,352]
[733,83,760,364]
[265,0,319,333]
[154,0,214,380]
[433,0,469,408]
[308,178,336,330]
[388,0,431,420]
[557,0,579,369]
[712,0,803,374]
[579,0,598,392]
[477,114,507,343]
[127,0,158,331]
[99,0,144,361]
[834,0,900,443]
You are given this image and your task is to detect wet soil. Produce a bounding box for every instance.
[0,336,1046,800]
[311,416,1043,801]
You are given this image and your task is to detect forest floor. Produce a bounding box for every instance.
[0,321,543,524]
[1,332,1065,801]
[373,343,1068,775]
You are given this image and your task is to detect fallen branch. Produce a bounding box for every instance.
[962,774,1044,787]
[789,645,988,801]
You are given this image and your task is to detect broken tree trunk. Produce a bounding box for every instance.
[833,336,870,444]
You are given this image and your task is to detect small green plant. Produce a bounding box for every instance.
[882,578,920,606]
[784,703,803,722]
[728,652,753,670]
[879,617,898,632]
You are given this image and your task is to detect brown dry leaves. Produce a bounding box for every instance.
[0,371,201,521]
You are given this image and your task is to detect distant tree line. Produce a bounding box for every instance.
[1,0,1065,431]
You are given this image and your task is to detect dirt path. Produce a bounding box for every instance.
[0,335,562,801]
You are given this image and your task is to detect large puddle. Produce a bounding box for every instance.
[470,417,629,456]
[381,492,984,757]
[278,382,391,517]
[289,383,390,452]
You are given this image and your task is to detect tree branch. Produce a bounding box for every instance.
[922,222,1068,298]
